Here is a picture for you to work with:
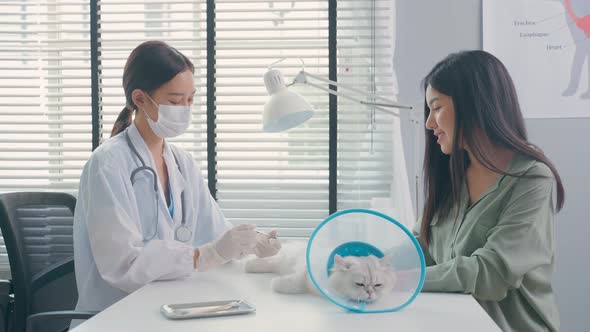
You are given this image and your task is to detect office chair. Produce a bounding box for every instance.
[0,279,11,332]
[0,192,95,332]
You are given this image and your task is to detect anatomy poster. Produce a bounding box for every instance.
[484,0,590,118]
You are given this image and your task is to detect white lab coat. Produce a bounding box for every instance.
[72,122,231,319]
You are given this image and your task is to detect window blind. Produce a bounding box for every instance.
[214,0,330,238]
[0,0,94,271]
[1,0,398,249]
[0,1,93,192]
[214,0,397,237]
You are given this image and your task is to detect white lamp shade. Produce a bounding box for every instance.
[263,87,314,132]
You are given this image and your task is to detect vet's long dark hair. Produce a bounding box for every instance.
[111,40,194,137]
[420,50,564,244]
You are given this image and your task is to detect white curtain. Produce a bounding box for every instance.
[369,0,416,230]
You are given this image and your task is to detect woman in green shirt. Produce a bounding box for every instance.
[414,50,565,331]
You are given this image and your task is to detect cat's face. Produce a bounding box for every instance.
[328,254,396,303]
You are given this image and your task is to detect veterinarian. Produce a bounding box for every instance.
[72,41,281,322]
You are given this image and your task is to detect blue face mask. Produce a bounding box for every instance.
[143,94,192,138]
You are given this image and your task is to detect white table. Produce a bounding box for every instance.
[71,262,500,332]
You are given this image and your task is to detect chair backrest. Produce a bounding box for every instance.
[0,192,78,332]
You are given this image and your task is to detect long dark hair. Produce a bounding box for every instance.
[420,50,564,244]
[110,40,195,137]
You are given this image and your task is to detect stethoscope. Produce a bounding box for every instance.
[125,131,193,243]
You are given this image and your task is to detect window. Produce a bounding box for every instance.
[215,1,331,238]
[0,0,399,266]
[214,0,397,237]
[336,0,396,212]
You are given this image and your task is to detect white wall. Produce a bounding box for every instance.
[394,1,589,331]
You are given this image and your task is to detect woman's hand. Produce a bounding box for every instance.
[213,224,258,261]
[195,224,257,271]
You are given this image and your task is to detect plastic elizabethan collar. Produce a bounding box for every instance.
[306,209,426,313]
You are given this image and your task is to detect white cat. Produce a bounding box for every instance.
[244,242,397,303]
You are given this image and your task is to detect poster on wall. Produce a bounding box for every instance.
[483,0,590,118]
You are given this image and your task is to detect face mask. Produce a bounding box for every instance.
[143,94,192,138]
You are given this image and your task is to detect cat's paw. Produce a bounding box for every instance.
[271,273,307,294]
[244,258,264,273]
[244,257,278,273]
[271,276,291,293]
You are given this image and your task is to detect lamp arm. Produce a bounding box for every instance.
[360,100,412,110]
[305,81,400,117]
[296,71,413,110]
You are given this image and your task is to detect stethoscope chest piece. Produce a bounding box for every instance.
[175,224,192,243]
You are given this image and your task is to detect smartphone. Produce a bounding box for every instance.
[160,300,256,320]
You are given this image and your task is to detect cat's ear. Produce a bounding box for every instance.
[333,254,353,271]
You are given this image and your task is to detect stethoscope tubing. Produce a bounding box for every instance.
[125,130,191,242]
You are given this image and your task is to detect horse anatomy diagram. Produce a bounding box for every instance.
[484,0,589,119]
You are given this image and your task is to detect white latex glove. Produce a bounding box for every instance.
[196,224,257,271]
[253,230,282,258]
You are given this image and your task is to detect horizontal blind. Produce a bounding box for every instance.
[0,0,93,271]
[0,1,93,193]
[1,1,399,251]
[98,0,209,174]
[337,0,396,211]
[214,0,330,238]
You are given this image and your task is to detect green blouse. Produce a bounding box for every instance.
[413,153,559,331]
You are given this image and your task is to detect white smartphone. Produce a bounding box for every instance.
[160,300,255,320]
